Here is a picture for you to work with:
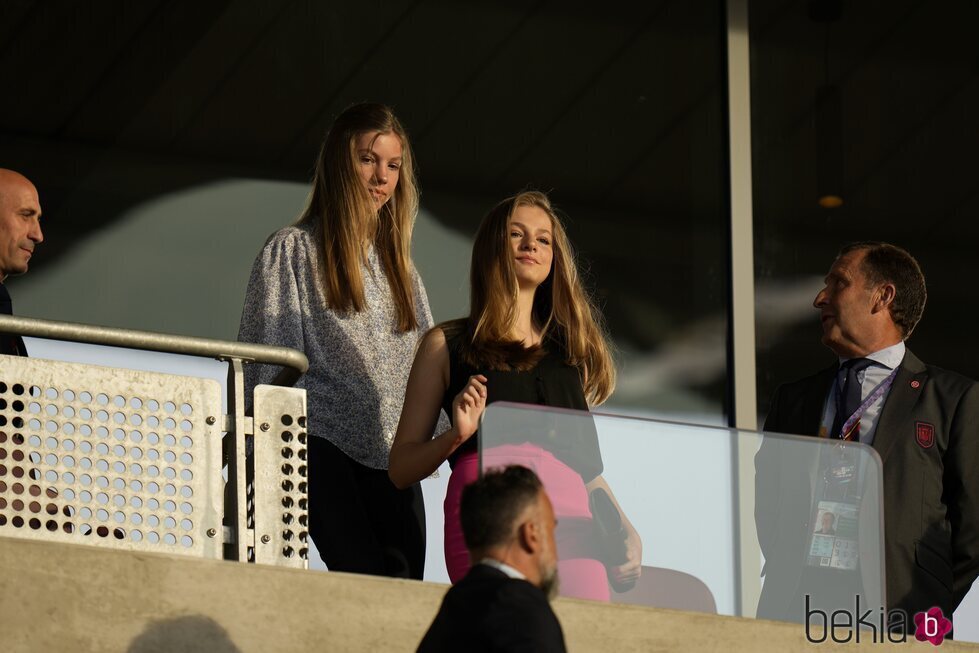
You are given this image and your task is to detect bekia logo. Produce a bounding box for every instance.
[805,597,952,646]
[914,607,952,646]
[805,595,908,644]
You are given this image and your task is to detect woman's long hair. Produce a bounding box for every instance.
[446,191,616,406]
[298,103,420,332]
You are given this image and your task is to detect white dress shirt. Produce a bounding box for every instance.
[479,557,526,580]
[820,341,906,445]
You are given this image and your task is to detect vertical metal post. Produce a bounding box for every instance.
[226,358,251,562]
[727,1,757,430]
[726,0,761,617]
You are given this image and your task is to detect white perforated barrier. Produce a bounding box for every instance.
[252,384,309,568]
[0,355,224,559]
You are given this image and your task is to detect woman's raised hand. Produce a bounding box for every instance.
[609,525,643,590]
[452,374,488,443]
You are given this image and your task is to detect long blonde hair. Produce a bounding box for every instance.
[298,103,420,332]
[446,191,616,405]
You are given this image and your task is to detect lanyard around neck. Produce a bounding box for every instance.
[835,366,899,440]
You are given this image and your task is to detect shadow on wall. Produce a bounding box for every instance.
[127,615,241,653]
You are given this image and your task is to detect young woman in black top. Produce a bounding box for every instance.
[390,191,641,600]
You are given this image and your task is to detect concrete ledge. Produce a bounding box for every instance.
[0,536,974,652]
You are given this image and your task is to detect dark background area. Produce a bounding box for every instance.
[751,0,979,413]
[3,0,975,422]
[0,0,729,418]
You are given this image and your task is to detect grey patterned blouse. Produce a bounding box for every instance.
[237,222,442,470]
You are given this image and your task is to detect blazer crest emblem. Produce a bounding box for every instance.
[915,421,935,449]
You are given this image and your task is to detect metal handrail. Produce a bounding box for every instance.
[0,314,309,386]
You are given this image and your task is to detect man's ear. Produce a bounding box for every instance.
[517,519,541,555]
[873,283,896,314]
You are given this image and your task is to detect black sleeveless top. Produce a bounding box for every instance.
[441,329,602,481]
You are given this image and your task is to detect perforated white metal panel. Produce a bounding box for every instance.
[0,355,223,559]
[252,384,308,569]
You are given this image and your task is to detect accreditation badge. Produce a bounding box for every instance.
[807,500,859,570]
[805,444,862,570]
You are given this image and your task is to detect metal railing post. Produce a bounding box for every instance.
[0,315,308,386]
[226,358,251,562]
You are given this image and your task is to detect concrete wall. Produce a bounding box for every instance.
[1,536,972,652]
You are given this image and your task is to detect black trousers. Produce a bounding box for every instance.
[308,436,426,579]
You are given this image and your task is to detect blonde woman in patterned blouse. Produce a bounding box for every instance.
[238,103,443,579]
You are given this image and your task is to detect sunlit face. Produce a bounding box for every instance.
[813,249,880,358]
[508,205,554,291]
[354,131,402,208]
[536,490,560,600]
[0,174,43,282]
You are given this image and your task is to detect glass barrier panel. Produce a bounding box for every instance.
[478,402,884,627]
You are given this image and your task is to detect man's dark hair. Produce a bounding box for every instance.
[840,241,927,338]
[460,465,543,553]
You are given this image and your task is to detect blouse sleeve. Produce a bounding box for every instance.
[237,230,308,397]
[412,266,435,331]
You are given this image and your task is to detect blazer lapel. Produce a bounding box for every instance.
[802,366,836,436]
[873,349,928,464]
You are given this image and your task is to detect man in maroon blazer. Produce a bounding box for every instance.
[757,242,979,630]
